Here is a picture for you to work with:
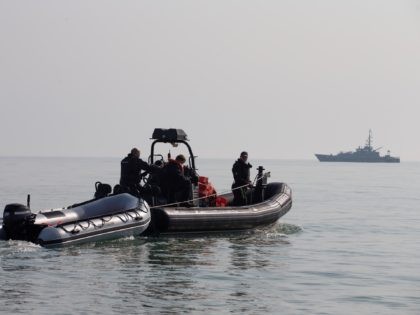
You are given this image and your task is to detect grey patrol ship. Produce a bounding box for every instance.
[315,130,400,163]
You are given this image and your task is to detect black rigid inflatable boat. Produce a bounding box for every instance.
[142,128,292,235]
[148,182,292,235]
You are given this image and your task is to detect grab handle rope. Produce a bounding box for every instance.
[149,173,264,209]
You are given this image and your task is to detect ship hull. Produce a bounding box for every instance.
[315,154,400,163]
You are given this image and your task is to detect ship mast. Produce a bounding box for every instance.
[366,129,373,150]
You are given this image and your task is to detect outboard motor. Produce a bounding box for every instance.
[2,203,36,241]
[253,166,270,203]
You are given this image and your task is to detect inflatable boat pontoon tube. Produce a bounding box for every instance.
[148,182,292,235]
[0,193,151,248]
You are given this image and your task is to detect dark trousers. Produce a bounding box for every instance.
[232,183,248,206]
[167,179,192,204]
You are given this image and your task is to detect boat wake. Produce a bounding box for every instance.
[1,240,42,253]
[274,222,303,235]
[221,222,302,247]
[0,240,44,267]
[255,222,302,242]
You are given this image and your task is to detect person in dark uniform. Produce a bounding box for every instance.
[162,154,193,205]
[120,148,156,195]
[232,151,252,206]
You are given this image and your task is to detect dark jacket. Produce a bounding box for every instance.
[120,154,154,187]
[163,160,190,189]
[232,159,252,186]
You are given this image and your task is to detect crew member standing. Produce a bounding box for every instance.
[120,148,155,194]
[232,151,252,206]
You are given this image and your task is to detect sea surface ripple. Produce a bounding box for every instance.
[0,158,419,314]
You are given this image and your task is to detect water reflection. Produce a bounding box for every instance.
[215,229,285,313]
[0,221,299,314]
[0,241,45,313]
[104,237,215,313]
[227,223,296,270]
[75,232,297,314]
[145,237,216,266]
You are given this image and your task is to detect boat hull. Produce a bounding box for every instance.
[147,182,292,235]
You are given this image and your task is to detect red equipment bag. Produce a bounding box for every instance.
[215,196,228,207]
[198,176,217,206]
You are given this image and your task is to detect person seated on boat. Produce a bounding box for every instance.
[162,154,194,206]
[141,159,166,204]
[183,162,199,184]
[232,151,253,206]
[145,159,165,187]
[120,148,159,196]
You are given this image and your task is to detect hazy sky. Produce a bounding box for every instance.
[1,1,419,160]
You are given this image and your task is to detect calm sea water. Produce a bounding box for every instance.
[0,158,419,314]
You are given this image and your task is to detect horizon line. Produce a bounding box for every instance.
[0,155,418,162]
